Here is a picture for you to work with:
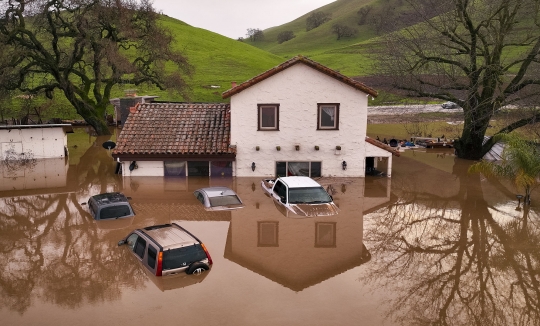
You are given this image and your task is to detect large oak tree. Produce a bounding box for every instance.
[0,0,192,135]
[375,0,540,159]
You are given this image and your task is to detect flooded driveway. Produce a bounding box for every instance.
[0,129,538,325]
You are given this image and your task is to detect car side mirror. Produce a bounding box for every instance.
[118,240,126,246]
[330,195,333,201]
[280,196,286,204]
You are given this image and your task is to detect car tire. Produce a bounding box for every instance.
[186,262,209,275]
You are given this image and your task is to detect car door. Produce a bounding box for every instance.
[126,232,147,261]
[272,181,287,204]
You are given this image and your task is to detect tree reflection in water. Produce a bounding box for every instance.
[0,135,146,314]
[364,159,540,326]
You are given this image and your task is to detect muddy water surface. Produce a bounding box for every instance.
[0,131,538,326]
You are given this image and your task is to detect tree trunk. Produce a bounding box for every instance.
[85,115,111,136]
[62,87,111,136]
[454,106,492,160]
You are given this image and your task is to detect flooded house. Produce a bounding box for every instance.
[112,55,399,178]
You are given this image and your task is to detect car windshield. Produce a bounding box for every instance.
[288,187,332,204]
[99,204,132,219]
[208,195,242,207]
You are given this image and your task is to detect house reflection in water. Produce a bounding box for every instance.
[0,157,69,192]
[224,177,391,291]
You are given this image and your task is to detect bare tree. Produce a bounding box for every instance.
[0,0,192,136]
[374,0,540,159]
[306,11,332,31]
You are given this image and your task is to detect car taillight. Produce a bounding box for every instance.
[201,243,213,265]
[156,251,163,276]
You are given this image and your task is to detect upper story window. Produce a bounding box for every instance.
[258,104,279,130]
[317,103,339,130]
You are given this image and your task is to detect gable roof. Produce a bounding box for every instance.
[365,136,401,157]
[112,103,235,158]
[222,55,378,98]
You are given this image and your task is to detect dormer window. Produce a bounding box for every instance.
[258,104,279,130]
[317,103,339,130]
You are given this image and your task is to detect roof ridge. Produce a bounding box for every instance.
[222,55,377,98]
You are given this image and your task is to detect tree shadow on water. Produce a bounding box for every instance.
[364,160,540,326]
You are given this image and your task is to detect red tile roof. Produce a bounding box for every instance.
[222,55,378,98]
[112,103,235,158]
[365,137,401,157]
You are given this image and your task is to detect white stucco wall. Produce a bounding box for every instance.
[121,160,164,177]
[230,63,370,177]
[0,127,68,159]
[365,142,393,176]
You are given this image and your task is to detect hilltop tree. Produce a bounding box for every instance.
[277,31,296,44]
[306,11,332,31]
[246,28,264,42]
[0,0,192,136]
[357,5,372,25]
[374,0,540,159]
[331,24,357,40]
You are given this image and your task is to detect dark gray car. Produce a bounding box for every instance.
[87,192,135,220]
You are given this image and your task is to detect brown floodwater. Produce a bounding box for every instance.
[1,130,539,326]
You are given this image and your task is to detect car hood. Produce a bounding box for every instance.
[205,204,244,211]
[289,202,339,217]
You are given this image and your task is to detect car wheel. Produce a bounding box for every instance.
[186,262,209,275]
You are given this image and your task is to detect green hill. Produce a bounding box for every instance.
[244,0,421,77]
[134,15,283,103]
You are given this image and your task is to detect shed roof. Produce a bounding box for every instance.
[112,103,235,158]
[222,55,378,98]
[0,124,74,133]
[365,137,401,157]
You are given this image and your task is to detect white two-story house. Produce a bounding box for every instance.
[223,55,398,178]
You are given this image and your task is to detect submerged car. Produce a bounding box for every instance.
[118,223,212,276]
[193,187,244,211]
[441,101,459,109]
[87,192,135,220]
[261,176,339,217]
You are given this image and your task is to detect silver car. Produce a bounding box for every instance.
[441,101,459,109]
[193,187,244,211]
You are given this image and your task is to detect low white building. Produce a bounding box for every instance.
[0,124,73,160]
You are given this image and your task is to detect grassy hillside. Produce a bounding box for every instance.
[245,0,416,77]
[131,15,283,103]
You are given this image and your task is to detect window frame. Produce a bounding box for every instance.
[258,104,280,131]
[317,103,340,130]
[257,221,279,247]
[275,161,322,178]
